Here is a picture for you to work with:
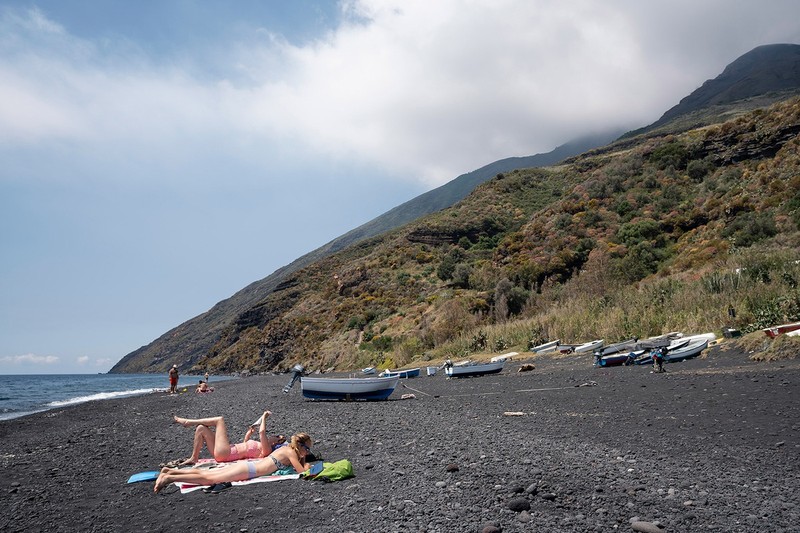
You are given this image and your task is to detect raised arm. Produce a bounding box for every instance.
[258,410,272,457]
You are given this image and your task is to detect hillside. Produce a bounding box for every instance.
[111,44,800,374]
[193,97,800,374]
[109,132,620,373]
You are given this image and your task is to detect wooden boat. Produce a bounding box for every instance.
[530,340,560,353]
[763,321,800,338]
[380,367,420,379]
[300,375,400,401]
[445,359,505,378]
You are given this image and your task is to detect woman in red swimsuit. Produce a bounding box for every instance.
[172,411,284,466]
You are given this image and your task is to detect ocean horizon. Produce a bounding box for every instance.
[0,373,229,421]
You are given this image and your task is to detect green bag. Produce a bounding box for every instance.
[308,459,354,482]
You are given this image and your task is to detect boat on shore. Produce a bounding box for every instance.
[380,367,421,379]
[596,350,646,367]
[574,339,604,354]
[763,321,800,338]
[300,375,400,401]
[490,352,518,362]
[361,366,377,375]
[663,338,709,363]
[530,340,560,353]
[594,338,638,356]
[445,359,505,378]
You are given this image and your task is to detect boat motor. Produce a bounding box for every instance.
[282,364,305,393]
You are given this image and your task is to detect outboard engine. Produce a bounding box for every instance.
[283,364,305,393]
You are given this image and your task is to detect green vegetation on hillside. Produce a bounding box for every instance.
[196,98,800,373]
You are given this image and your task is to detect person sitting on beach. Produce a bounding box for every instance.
[195,380,214,393]
[154,432,314,493]
[172,411,284,466]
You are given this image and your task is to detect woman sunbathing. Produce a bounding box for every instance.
[154,432,314,493]
[172,411,285,466]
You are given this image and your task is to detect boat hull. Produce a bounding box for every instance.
[664,339,709,363]
[763,321,800,338]
[445,360,505,378]
[380,367,420,379]
[530,340,560,353]
[574,339,604,353]
[300,376,400,401]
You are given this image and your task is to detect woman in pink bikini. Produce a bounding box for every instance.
[154,432,314,493]
[172,410,285,466]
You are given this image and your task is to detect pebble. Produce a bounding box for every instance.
[631,521,663,533]
[507,497,531,512]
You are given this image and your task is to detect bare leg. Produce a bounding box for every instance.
[154,461,258,494]
[173,416,233,461]
[179,425,217,465]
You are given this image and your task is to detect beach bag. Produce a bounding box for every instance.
[310,459,354,482]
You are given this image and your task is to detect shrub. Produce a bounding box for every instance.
[722,212,777,248]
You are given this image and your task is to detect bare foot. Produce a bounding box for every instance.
[154,474,168,494]
[173,415,191,427]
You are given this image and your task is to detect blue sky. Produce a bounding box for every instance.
[2,1,799,374]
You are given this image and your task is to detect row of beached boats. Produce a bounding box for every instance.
[287,323,800,401]
[530,331,716,368]
[290,358,510,401]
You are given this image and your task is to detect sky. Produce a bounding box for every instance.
[1,1,799,374]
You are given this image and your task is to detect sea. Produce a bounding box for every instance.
[0,373,229,421]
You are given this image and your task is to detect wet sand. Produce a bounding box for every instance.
[1,345,798,532]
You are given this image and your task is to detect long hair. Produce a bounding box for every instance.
[289,433,312,463]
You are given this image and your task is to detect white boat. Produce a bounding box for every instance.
[573,339,604,354]
[530,340,560,353]
[445,359,505,378]
[676,332,717,344]
[361,366,377,375]
[663,338,709,363]
[490,352,518,362]
[300,375,400,401]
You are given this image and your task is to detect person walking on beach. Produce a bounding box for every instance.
[172,410,285,466]
[652,346,666,373]
[168,364,179,394]
[154,432,314,493]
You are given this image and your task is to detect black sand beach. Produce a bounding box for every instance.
[2,345,799,533]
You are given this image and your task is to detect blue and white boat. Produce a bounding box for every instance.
[380,367,421,379]
[300,375,400,401]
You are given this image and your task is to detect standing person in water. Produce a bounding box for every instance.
[154,432,314,493]
[168,364,179,394]
[172,410,284,466]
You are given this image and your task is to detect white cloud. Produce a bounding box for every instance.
[1,1,800,189]
[0,353,60,365]
[77,355,89,364]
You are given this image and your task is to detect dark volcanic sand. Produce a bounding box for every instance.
[2,346,799,533]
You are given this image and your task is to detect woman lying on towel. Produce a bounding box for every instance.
[172,411,285,466]
[154,432,314,493]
